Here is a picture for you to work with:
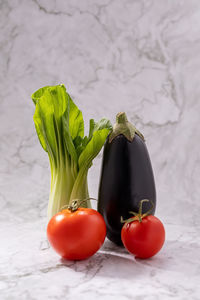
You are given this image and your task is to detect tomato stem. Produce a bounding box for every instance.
[60,197,97,212]
[121,199,154,224]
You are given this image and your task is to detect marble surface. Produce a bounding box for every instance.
[1,0,200,299]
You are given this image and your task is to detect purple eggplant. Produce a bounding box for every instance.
[98,112,156,245]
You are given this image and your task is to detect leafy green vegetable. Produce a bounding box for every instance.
[32,84,112,219]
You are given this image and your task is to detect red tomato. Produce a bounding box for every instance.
[47,208,106,260]
[121,215,165,259]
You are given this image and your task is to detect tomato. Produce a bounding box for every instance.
[47,207,106,260]
[121,215,165,259]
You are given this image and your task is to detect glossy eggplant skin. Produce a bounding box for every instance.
[98,134,156,246]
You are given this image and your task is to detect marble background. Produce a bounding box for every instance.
[0,0,200,299]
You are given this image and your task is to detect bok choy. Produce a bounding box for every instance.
[32,84,112,219]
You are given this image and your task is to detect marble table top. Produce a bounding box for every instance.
[1,219,200,300]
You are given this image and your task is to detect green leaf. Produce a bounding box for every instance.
[33,85,69,164]
[31,86,50,105]
[88,119,95,140]
[62,93,84,165]
[61,110,78,165]
[33,104,48,152]
[32,85,83,165]
[93,117,113,132]
[73,136,88,158]
[68,96,84,139]
[78,118,112,170]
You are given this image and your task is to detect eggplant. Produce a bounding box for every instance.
[98,112,156,246]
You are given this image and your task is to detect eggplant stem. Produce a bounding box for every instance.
[109,112,145,143]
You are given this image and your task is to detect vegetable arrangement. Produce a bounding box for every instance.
[32,85,165,261]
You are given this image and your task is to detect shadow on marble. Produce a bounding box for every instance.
[37,232,199,279]
[59,253,144,279]
[56,241,168,279]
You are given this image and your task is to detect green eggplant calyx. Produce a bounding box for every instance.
[60,197,97,212]
[121,199,154,225]
[116,112,128,123]
[109,112,145,143]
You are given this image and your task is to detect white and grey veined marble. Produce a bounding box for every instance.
[1,0,200,299]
